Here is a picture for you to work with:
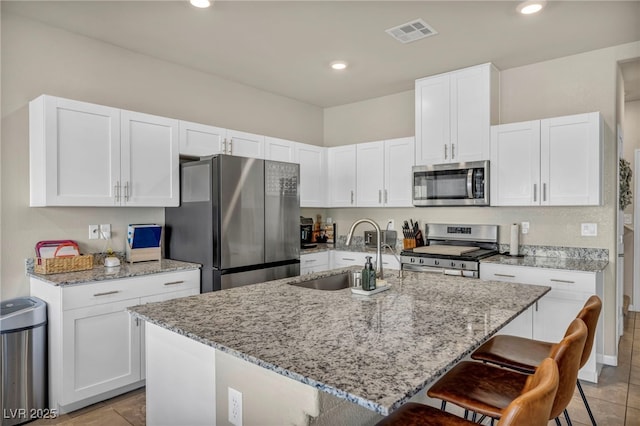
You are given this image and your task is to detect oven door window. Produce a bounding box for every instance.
[417,169,469,200]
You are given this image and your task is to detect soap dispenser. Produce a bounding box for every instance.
[361,256,376,291]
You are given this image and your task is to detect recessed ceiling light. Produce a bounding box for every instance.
[517,0,546,14]
[330,61,348,71]
[190,0,211,9]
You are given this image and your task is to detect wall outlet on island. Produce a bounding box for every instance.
[228,387,243,426]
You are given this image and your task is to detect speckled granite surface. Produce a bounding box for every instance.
[129,269,550,415]
[482,254,608,272]
[27,259,200,286]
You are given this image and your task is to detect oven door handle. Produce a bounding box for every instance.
[466,169,474,199]
[402,264,444,273]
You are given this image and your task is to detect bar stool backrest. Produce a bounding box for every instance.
[498,357,559,426]
[547,318,588,419]
[576,295,602,368]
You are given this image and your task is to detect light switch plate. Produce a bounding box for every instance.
[521,222,529,234]
[581,223,598,237]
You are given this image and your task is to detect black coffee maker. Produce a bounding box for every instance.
[300,217,315,248]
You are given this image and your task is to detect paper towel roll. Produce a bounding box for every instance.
[509,223,520,256]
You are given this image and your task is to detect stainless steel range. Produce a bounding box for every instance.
[401,224,498,278]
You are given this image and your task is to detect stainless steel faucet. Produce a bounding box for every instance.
[345,218,383,279]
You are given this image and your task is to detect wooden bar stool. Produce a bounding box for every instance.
[472,295,601,425]
[376,357,559,426]
[426,318,587,425]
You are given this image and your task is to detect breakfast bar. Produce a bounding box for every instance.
[129,269,550,425]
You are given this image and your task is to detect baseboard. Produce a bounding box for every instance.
[601,354,618,366]
[58,380,145,414]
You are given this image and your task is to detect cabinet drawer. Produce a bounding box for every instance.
[300,252,330,268]
[481,263,596,294]
[63,270,199,310]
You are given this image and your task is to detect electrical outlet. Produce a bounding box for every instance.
[89,225,100,240]
[228,387,242,426]
[100,224,111,239]
[387,219,395,230]
[521,222,529,234]
[581,223,598,237]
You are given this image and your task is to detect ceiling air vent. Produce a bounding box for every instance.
[385,19,437,44]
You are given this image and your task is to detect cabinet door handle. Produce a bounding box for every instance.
[135,317,140,327]
[444,144,448,160]
[494,273,516,278]
[451,143,455,160]
[550,278,575,284]
[384,189,388,204]
[543,183,547,202]
[379,190,382,204]
[124,181,130,201]
[93,290,120,297]
[222,138,227,153]
[351,190,354,205]
[228,139,233,155]
[164,280,185,286]
[533,184,537,202]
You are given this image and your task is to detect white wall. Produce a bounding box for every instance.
[323,41,640,357]
[0,12,324,299]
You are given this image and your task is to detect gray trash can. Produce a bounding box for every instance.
[1,297,47,426]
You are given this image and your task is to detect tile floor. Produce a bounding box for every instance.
[31,311,640,425]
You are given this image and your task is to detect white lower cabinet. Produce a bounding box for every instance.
[30,269,199,413]
[300,252,330,275]
[330,251,401,271]
[480,263,604,383]
[62,300,141,404]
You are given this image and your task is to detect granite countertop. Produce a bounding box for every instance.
[129,269,550,415]
[28,259,201,286]
[481,254,608,273]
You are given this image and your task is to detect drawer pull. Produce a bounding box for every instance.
[93,290,120,297]
[164,280,185,286]
[304,259,317,263]
[550,278,575,284]
[342,257,356,261]
[494,273,516,278]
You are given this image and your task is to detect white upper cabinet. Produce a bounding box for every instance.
[265,136,296,162]
[226,129,264,159]
[327,144,357,207]
[120,110,179,207]
[355,137,415,207]
[30,95,179,207]
[178,121,225,157]
[356,141,385,207]
[491,112,602,206]
[415,63,498,165]
[384,137,415,207]
[541,112,602,206]
[294,143,326,207]
[490,120,541,206]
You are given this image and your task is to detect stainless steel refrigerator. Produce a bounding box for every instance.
[165,155,300,292]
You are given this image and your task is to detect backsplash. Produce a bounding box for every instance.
[497,244,609,261]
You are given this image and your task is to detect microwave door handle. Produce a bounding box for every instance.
[466,169,474,198]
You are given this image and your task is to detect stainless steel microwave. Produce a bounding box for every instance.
[412,160,489,206]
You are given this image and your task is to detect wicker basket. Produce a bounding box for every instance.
[35,254,94,275]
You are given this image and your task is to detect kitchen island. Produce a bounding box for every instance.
[129,269,550,425]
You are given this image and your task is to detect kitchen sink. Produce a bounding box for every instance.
[289,272,352,291]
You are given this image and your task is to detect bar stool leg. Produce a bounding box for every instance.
[441,401,447,411]
[555,417,562,426]
[564,408,573,426]
[576,380,597,425]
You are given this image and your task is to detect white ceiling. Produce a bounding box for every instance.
[4,0,640,107]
